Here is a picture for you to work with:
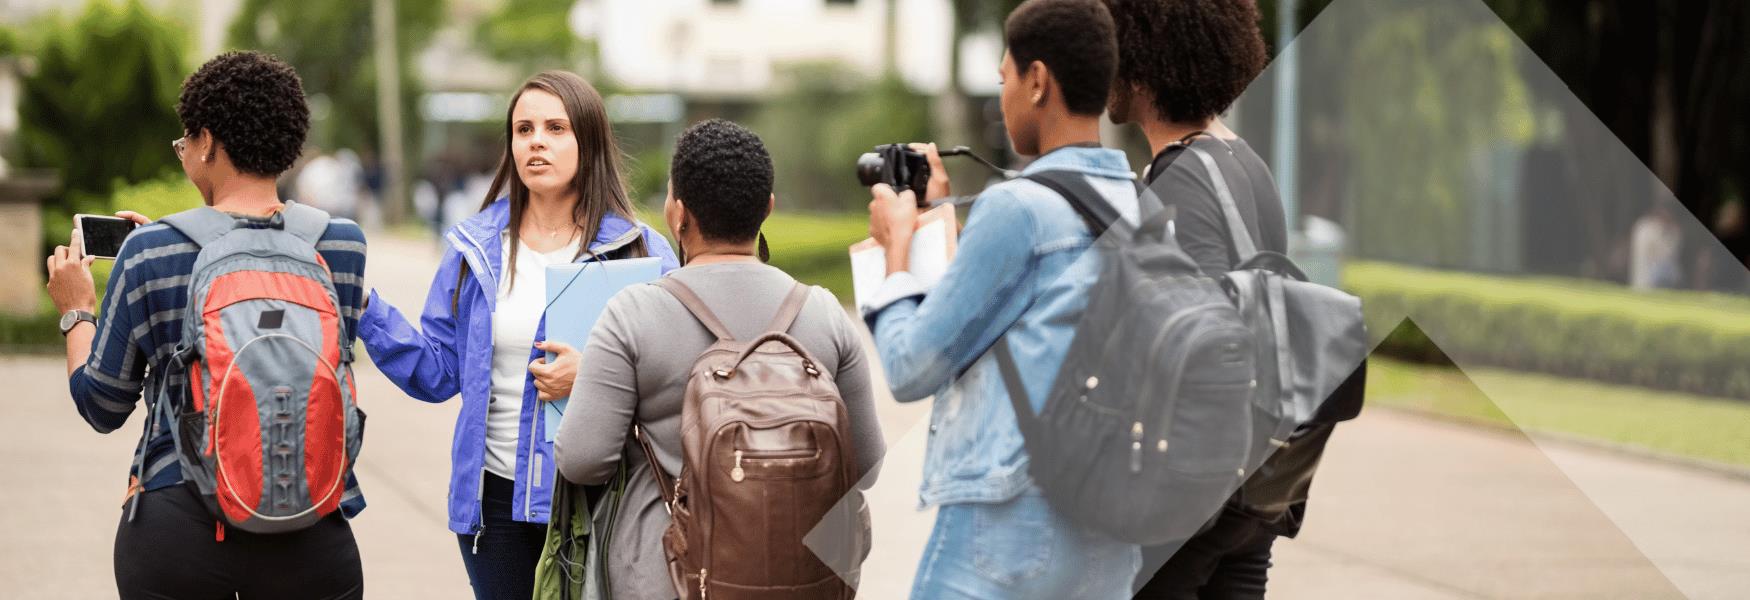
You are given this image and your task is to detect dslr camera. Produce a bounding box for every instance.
[857,144,934,204]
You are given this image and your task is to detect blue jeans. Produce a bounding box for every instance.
[911,493,1141,599]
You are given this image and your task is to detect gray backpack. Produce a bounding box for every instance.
[998,161,1365,546]
[129,202,364,536]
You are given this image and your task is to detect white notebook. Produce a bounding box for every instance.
[850,204,959,309]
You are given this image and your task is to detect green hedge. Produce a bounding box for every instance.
[761,211,867,301]
[1347,261,1750,400]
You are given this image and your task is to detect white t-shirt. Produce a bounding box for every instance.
[486,234,582,479]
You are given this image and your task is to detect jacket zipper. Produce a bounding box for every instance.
[450,231,495,554]
[459,224,647,538]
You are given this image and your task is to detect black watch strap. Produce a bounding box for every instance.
[60,310,96,335]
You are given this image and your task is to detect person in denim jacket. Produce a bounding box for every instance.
[862,0,1141,597]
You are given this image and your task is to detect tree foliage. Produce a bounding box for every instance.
[475,0,585,75]
[752,62,932,212]
[227,0,446,154]
[13,0,186,200]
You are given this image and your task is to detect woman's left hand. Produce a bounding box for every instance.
[529,340,581,401]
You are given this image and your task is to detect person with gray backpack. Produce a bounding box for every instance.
[863,0,1148,597]
[46,51,369,599]
[1102,1,1368,597]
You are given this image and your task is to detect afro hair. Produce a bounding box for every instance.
[176,51,310,177]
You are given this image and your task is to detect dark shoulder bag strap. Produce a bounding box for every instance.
[994,171,1122,436]
[1024,170,1127,238]
[632,424,677,511]
[994,338,1037,437]
[1183,144,1258,261]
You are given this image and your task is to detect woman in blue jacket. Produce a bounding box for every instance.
[357,71,677,599]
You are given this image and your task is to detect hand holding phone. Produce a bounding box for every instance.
[74,214,139,260]
[47,223,99,315]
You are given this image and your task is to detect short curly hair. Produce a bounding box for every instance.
[1005,0,1118,116]
[176,51,310,177]
[1104,0,1268,123]
[670,119,774,243]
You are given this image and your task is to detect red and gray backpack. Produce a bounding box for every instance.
[130,201,363,537]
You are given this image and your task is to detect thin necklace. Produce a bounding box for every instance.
[527,213,578,239]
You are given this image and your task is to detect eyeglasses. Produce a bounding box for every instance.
[172,136,187,161]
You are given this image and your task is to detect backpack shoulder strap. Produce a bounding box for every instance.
[158,206,238,248]
[280,200,332,247]
[632,424,678,509]
[1183,145,1258,260]
[993,337,1037,437]
[653,277,735,342]
[1023,169,1127,238]
[763,282,811,335]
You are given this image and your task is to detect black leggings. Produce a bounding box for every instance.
[113,484,363,600]
[455,473,549,600]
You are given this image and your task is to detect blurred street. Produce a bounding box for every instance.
[2,231,1747,599]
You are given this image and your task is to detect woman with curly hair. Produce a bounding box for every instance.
[46,51,368,598]
[1103,1,1330,598]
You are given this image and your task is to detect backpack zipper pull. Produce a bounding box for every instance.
[215,520,226,543]
[731,451,745,482]
[1129,421,1144,473]
[699,568,708,598]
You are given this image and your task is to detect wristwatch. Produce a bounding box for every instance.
[59,309,96,336]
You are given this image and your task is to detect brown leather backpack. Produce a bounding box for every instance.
[635,277,868,600]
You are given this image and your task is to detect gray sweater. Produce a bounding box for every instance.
[553,262,885,600]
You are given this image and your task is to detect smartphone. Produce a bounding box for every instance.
[74,214,137,260]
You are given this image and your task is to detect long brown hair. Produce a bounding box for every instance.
[481,70,645,290]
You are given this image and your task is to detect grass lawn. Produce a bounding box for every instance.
[635,206,867,301]
[1368,357,1750,468]
[761,211,869,301]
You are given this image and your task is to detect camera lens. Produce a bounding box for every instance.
[856,152,886,187]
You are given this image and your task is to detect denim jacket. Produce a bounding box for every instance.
[864,146,1138,507]
[357,198,678,534]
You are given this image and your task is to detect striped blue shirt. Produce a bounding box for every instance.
[68,211,369,516]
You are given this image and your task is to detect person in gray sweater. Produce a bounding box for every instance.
[553,119,885,600]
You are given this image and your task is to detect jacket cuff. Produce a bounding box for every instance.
[358,289,389,341]
[858,271,931,319]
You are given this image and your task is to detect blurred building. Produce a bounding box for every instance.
[583,0,1000,99]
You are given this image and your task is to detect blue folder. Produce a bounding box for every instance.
[542,256,663,441]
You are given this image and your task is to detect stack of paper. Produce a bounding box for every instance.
[850,204,959,309]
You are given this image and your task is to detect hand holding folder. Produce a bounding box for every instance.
[541,256,663,441]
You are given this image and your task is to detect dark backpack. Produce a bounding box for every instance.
[1001,159,1368,546]
[132,202,364,537]
[1159,140,1369,525]
[638,277,869,600]
[996,171,1262,546]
